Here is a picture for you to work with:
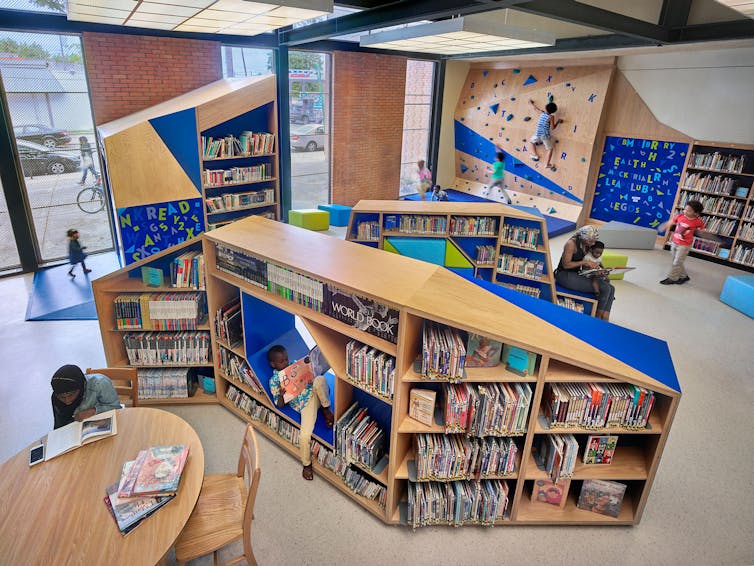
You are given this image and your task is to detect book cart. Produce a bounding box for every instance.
[669,141,754,271]
[98,76,279,264]
[193,216,680,526]
[92,238,216,405]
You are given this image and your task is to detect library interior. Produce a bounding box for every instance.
[0,1,752,564]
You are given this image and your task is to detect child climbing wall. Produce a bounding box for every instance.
[452,64,612,223]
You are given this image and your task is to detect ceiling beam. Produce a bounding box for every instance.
[513,0,671,43]
[279,0,532,46]
[446,34,655,59]
[676,18,754,42]
[659,0,692,30]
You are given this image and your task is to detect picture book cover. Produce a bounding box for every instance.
[502,344,537,376]
[105,482,174,533]
[531,478,570,508]
[576,479,627,518]
[132,445,190,496]
[465,333,503,368]
[408,388,436,426]
[583,435,619,465]
[278,345,330,404]
[141,266,164,287]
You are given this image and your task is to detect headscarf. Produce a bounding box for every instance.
[51,364,86,427]
[576,225,599,242]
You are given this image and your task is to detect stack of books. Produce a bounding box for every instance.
[104,445,190,535]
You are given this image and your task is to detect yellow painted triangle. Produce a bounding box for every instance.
[383,238,399,254]
[444,240,472,268]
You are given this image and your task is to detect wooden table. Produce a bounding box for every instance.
[0,408,204,565]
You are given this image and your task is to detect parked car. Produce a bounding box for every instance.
[13,124,72,148]
[290,124,326,152]
[17,140,80,176]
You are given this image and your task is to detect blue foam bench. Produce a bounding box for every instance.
[720,275,754,319]
[318,204,352,227]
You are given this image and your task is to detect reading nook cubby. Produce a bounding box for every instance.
[93,216,680,526]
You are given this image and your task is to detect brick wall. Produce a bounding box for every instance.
[83,32,222,125]
[332,51,407,205]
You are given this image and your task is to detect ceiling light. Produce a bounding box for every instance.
[714,0,754,18]
[360,17,556,55]
[65,0,333,36]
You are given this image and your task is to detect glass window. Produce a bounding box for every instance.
[400,60,435,197]
[289,51,330,209]
[221,46,274,78]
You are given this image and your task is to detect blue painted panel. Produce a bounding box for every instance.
[149,108,202,193]
[449,235,497,263]
[590,136,688,229]
[202,104,273,140]
[117,197,205,265]
[454,120,581,204]
[351,388,392,442]
[458,272,680,392]
[387,237,446,266]
[242,291,295,356]
[448,267,474,278]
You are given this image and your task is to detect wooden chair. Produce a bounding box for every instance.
[85,367,138,407]
[174,423,261,566]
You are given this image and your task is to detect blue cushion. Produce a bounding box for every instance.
[318,204,352,226]
[720,275,754,319]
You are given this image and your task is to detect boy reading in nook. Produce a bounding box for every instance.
[268,344,334,480]
[580,240,608,298]
[657,199,714,285]
[527,99,563,171]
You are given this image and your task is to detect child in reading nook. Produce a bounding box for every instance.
[657,199,712,285]
[67,228,91,278]
[581,240,608,298]
[527,99,564,171]
[268,345,334,481]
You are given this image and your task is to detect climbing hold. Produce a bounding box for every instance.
[548,94,554,103]
[512,69,520,74]
[506,114,514,121]
[523,75,537,86]
[482,71,489,77]
[523,116,531,122]
[489,103,500,114]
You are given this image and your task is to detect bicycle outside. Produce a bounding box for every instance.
[77,174,105,214]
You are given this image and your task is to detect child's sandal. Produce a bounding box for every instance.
[302,464,314,481]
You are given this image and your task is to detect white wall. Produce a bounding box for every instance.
[618,46,754,145]
[436,60,470,188]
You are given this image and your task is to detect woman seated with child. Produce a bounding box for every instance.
[554,225,615,321]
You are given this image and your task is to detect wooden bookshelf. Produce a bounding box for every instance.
[94,216,680,526]
[668,140,754,271]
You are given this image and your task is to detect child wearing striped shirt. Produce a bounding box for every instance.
[527,99,563,171]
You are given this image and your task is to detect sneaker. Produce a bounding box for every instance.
[83,269,92,274]
[68,271,75,278]
[659,278,678,285]
[530,155,540,161]
[678,276,690,284]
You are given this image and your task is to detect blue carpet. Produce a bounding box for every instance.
[26,252,123,321]
[402,190,576,237]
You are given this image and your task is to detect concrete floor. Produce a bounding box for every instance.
[0,228,752,565]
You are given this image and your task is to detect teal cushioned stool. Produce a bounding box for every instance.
[317,204,352,227]
[601,251,629,280]
[720,275,754,319]
[288,209,329,231]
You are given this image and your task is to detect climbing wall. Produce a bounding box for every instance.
[452,64,612,222]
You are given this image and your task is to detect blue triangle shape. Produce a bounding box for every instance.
[149,108,202,193]
[489,103,500,115]
[523,74,538,86]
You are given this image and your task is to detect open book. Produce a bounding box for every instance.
[278,345,330,404]
[46,409,118,461]
[579,266,636,277]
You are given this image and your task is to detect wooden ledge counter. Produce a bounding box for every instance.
[0,407,204,565]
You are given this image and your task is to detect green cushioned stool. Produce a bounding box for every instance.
[601,251,629,280]
[288,209,329,231]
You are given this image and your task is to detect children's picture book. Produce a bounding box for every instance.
[132,444,190,496]
[583,435,619,465]
[465,333,503,368]
[141,266,164,287]
[531,478,570,508]
[408,388,436,426]
[576,479,627,518]
[45,409,118,461]
[579,266,636,277]
[105,481,175,534]
[502,344,537,376]
[278,345,330,404]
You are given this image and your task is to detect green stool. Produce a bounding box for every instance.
[288,209,329,231]
[601,251,629,280]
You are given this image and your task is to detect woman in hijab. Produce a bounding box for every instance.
[554,225,616,321]
[51,364,121,429]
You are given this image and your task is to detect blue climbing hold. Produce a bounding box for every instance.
[460,165,469,173]
[512,69,520,74]
[482,71,489,77]
[523,116,531,122]
[489,103,500,114]
[506,114,514,121]
[523,75,537,86]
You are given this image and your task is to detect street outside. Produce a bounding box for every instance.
[291,148,329,209]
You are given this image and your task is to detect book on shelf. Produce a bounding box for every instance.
[533,434,578,482]
[531,478,570,508]
[421,321,466,380]
[465,333,503,368]
[215,297,243,348]
[336,402,387,472]
[131,445,190,496]
[413,433,517,480]
[278,345,330,404]
[576,479,627,518]
[45,409,118,461]
[408,388,436,426]
[141,266,164,287]
[583,435,618,465]
[443,381,532,436]
[501,344,537,376]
